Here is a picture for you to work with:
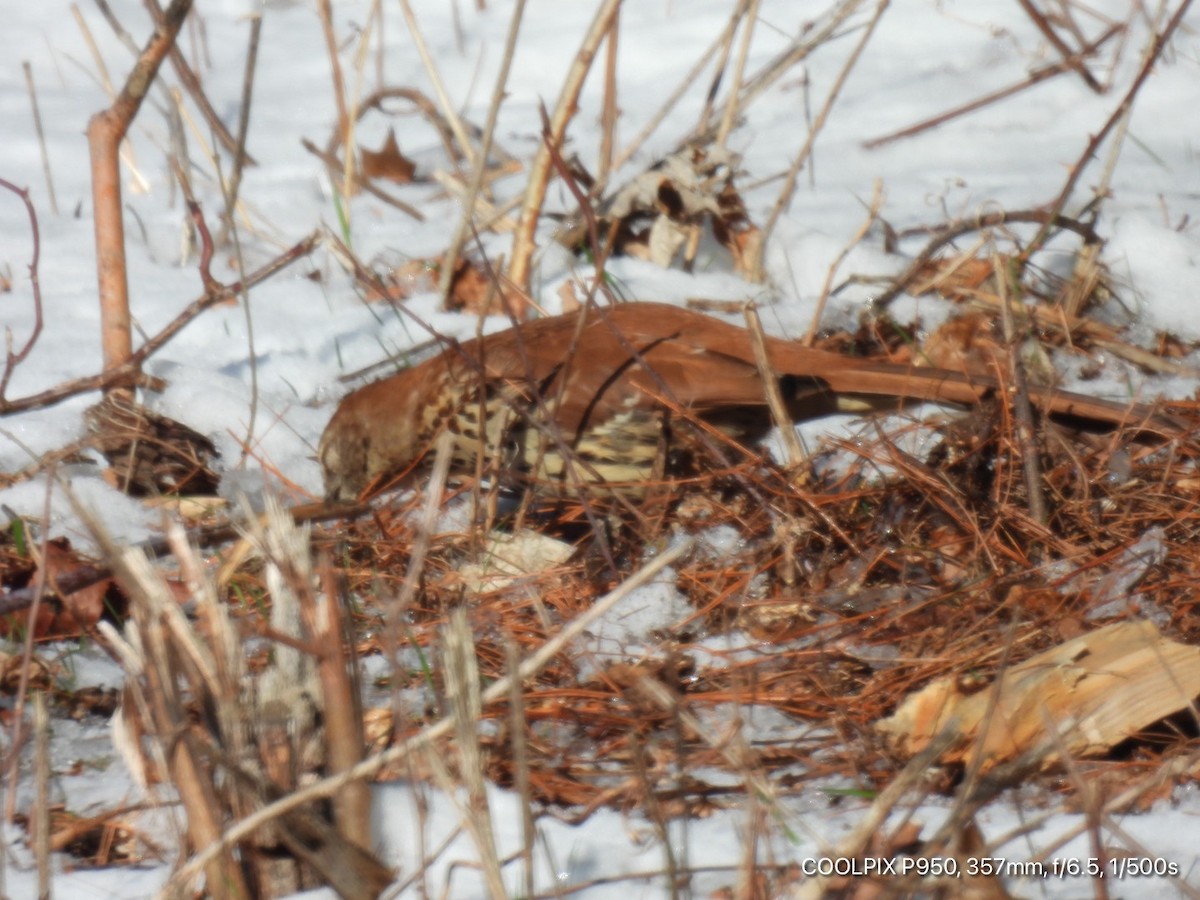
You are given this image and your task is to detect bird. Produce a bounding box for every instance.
[319,301,1174,502]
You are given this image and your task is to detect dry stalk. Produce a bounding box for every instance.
[441,608,506,898]
[688,0,866,149]
[121,548,249,898]
[753,0,888,283]
[141,0,251,164]
[167,538,693,894]
[505,639,537,900]
[2,474,55,825]
[506,0,622,296]
[803,178,883,346]
[397,0,477,169]
[215,13,261,247]
[437,0,528,305]
[715,0,761,149]
[743,303,805,469]
[33,691,50,898]
[21,63,58,215]
[993,251,1048,529]
[316,0,350,146]
[72,3,116,95]
[314,555,371,850]
[611,8,742,174]
[596,6,620,187]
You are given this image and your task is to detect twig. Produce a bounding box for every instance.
[1024,0,1194,258]
[862,24,1120,150]
[875,208,1103,308]
[752,0,889,282]
[0,180,44,402]
[141,0,256,164]
[0,231,319,416]
[1015,0,1104,92]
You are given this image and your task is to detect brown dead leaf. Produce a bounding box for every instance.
[909,255,997,300]
[440,256,526,315]
[360,128,417,183]
[920,311,1004,377]
[0,538,122,640]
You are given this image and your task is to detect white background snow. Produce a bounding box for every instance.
[2,0,1200,897]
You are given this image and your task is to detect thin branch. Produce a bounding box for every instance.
[863,23,1120,150]
[1025,0,1194,257]
[0,180,43,402]
[0,232,319,416]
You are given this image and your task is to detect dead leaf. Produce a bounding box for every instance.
[360,128,417,183]
[0,538,122,640]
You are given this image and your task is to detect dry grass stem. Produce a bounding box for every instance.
[715,0,761,148]
[743,303,805,469]
[22,62,58,215]
[804,178,883,346]
[506,0,622,295]
[437,0,528,305]
[168,537,692,892]
[753,0,888,282]
[397,0,478,170]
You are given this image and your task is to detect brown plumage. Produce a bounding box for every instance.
[319,302,1171,501]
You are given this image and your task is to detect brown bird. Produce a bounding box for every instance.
[320,302,1171,502]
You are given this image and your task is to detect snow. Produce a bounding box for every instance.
[2,0,1199,896]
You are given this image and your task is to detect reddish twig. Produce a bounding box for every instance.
[875,208,1103,308]
[0,179,43,402]
[1014,0,1104,92]
[1024,0,1195,258]
[862,24,1120,150]
[0,231,319,416]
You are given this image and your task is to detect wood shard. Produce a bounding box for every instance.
[877,620,1200,770]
